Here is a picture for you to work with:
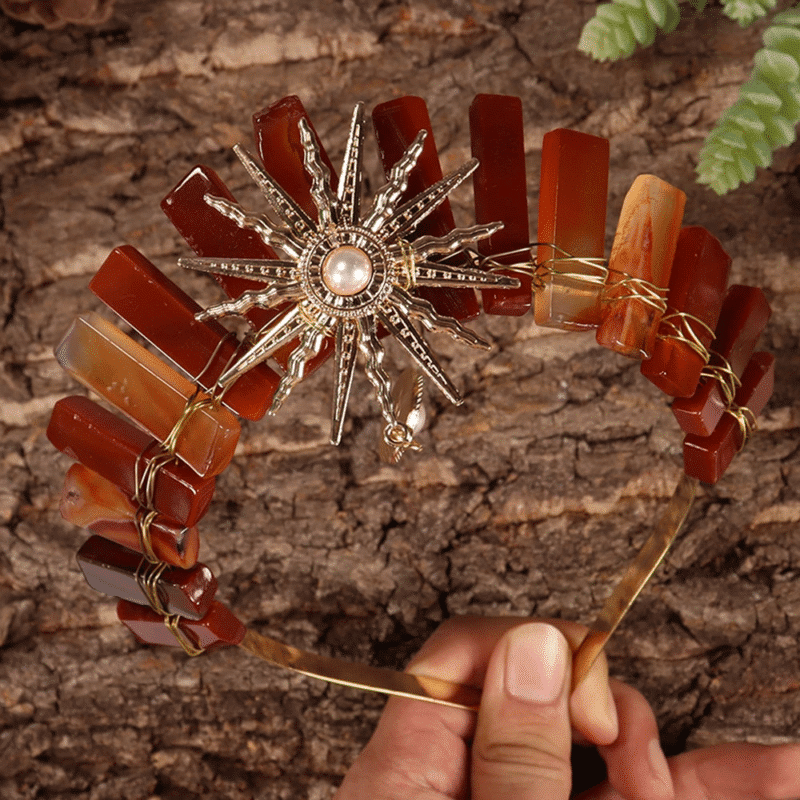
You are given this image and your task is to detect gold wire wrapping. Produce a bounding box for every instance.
[656,310,715,363]
[160,390,216,458]
[727,403,757,452]
[601,268,669,315]
[193,330,238,405]
[134,557,170,616]
[134,507,159,564]
[164,614,205,657]
[700,351,742,407]
[470,242,608,294]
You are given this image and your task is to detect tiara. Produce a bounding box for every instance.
[47,94,774,711]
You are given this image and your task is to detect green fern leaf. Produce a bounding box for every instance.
[696,4,800,194]
[722,0,778,27]
[579,0,679,61]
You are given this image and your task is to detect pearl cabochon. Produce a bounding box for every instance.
[320,246,374,297]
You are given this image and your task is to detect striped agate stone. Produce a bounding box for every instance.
[597,174,686,358]
[61,464,200,569]
[55,312,240,478]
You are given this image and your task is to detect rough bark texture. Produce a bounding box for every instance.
[1,1,799,798]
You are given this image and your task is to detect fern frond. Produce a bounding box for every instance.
[579,0,681,61]
[697,5,800,194]
[721,0,777,27]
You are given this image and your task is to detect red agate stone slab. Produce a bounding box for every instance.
[251,94,335,375]
[469,94,531,316]
[683,352,775,484]
[90,245,276,421]
[672,285,772,436]
[536,128,610,330]
[641,227,731,397]
[61,464,200,569]
[597,175,686,358]
[162,165,280,333]
[117,598,246,651]
[77,535,217,620]
[47,397,215,527]
[372,96,480,322]
[253,94,338,219]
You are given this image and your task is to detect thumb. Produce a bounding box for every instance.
[472,622,573,800]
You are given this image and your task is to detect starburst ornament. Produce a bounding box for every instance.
[180,103,518,453]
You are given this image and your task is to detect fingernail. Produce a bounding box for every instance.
[648,738,675,798]
[601,680,619,740]
[504,623,568,704]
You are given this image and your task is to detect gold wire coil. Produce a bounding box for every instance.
[601,269,669,315]
[397,239,417,289]
[134,557,170,616]
[472,242,609,294]
[656,310,715,364]
[727,403,757,452]
[133,446,175,510]
[700,352,742,407]
[164,615,205,657]
[193,330,238,404]
[161,390,216,458]
[134,507,159,564]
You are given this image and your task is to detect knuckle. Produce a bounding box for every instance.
[474,732,571,787]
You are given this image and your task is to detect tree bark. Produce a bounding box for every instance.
[1,1,799,797]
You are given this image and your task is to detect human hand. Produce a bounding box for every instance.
[333,616,800,800]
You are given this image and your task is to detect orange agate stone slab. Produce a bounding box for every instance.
[469,94,531,316]
[61,464,200,569]
[48,397,215,527]
[672,285,771,436]
[90,246,277,421]
[117,599,246,651]
[373,96,480,322]
[536,128,610,330]
[77,535,217,620]
[683,352,775,484]
[597,175,686,358]
[641,227,731,397]
[55,312,240,478]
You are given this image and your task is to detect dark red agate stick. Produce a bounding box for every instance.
[672,285,771,436]
[90,246,276,421]
[251,94,336,374]
[117,599,246,651]
[535,128,610,330]
[48,397,215,527]
[469,94,531,316]
[683,352,775,484]
[77,535,217,620]
[641,227,731,398]
[162,165,281,333]
[61,464,200,569]
[372,96,480,322]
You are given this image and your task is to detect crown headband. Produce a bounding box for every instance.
[47,94,774,711]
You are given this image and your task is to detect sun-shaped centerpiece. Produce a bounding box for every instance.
[179,103,518,452]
